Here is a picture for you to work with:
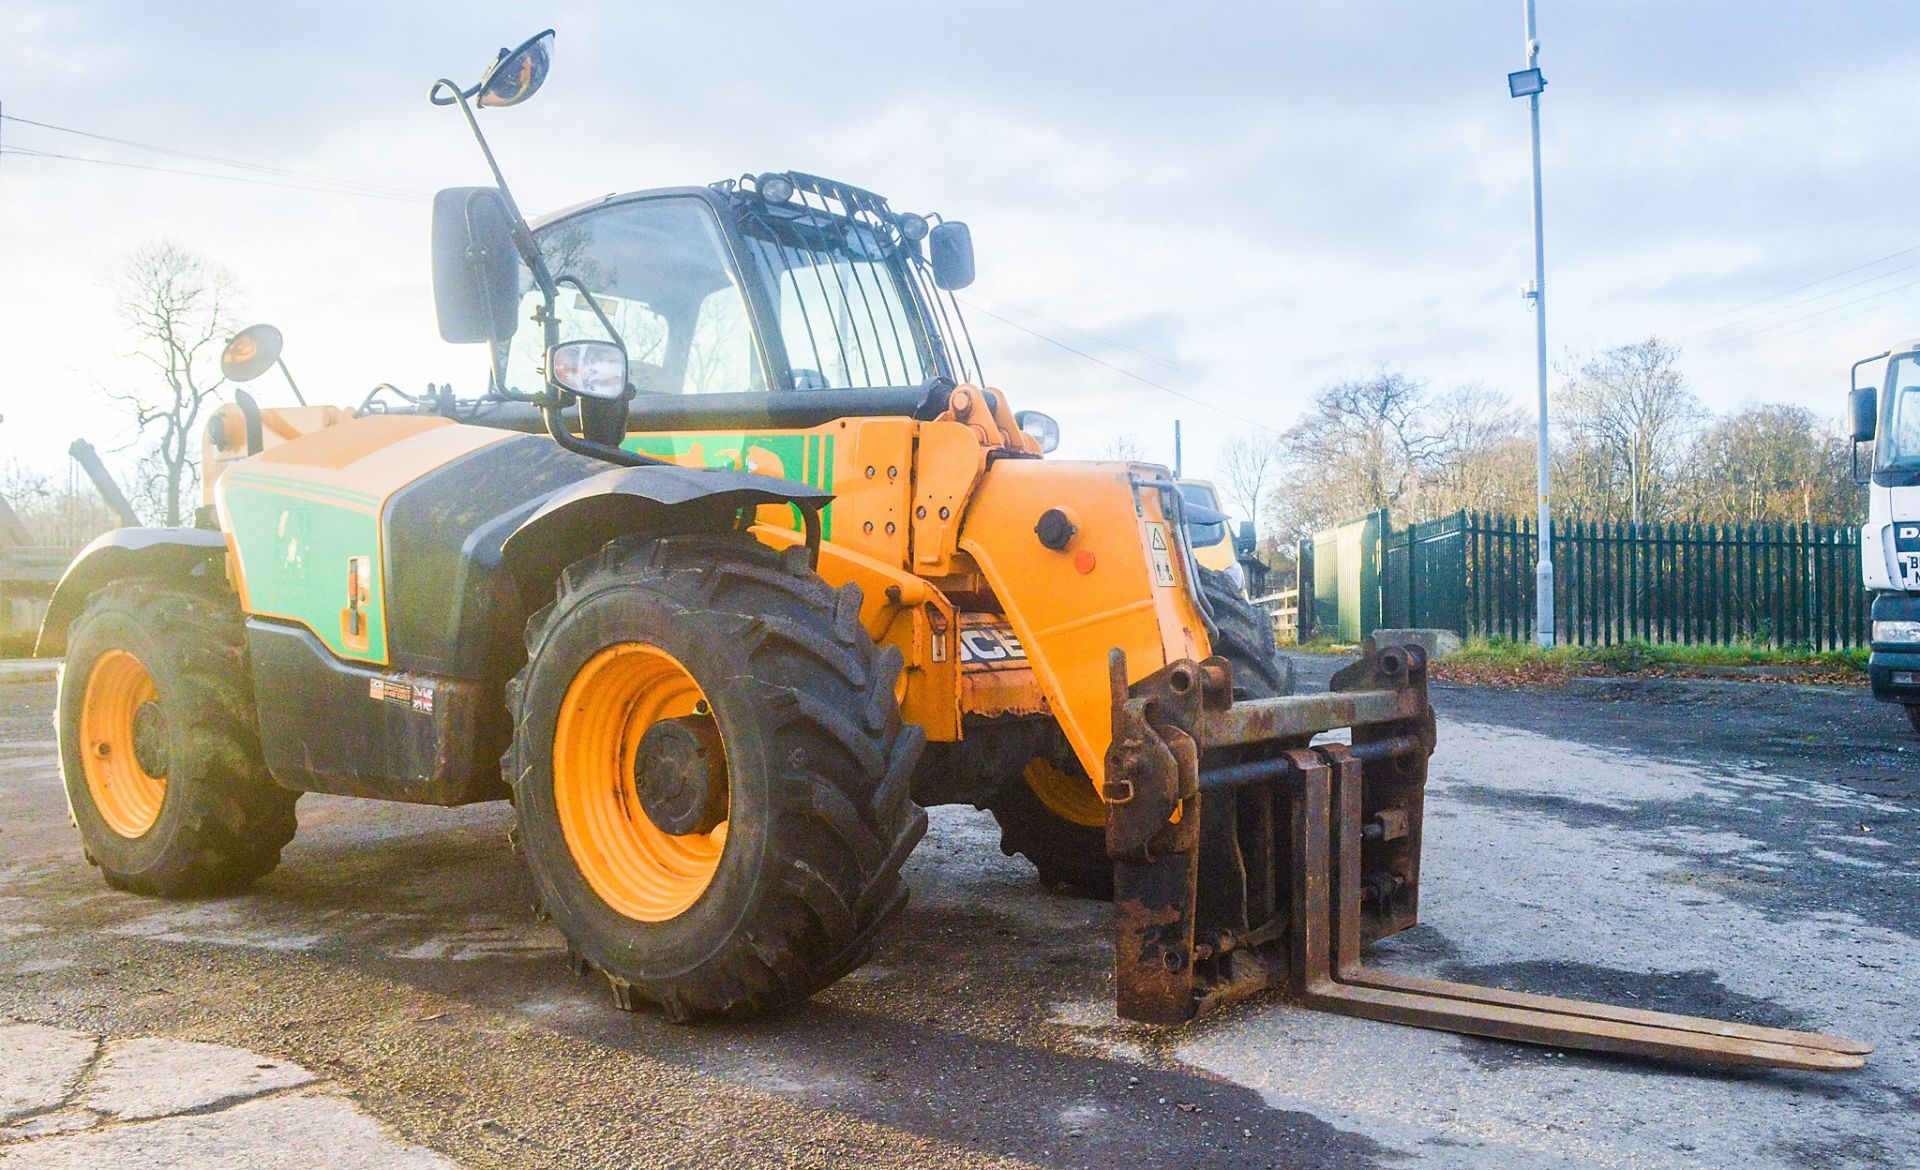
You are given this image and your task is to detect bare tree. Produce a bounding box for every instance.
[1682,404,1858,525]
[1556,338,1704,523]
[1267,370,1438,540]
[1421,384,1532,518]
[111,242,238,526]
[1217,433,1285,528]
[1100,433,1146,462]
[2,457,121,548]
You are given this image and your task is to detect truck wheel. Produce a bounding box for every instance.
[505,534,926,1020]
[987,564,1293,898]
[57,580,297,896]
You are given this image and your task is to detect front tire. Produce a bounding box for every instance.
[505,534,926,1020]
[58,580,297,896]
[984,564,1293,899]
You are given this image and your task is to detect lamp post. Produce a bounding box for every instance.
[1509,0,1554,648]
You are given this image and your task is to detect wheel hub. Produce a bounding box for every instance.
[632,715,726,835]
[130,700,170,778]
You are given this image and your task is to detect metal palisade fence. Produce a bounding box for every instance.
[1313,510,1869,650]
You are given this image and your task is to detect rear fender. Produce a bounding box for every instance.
[499,462,832,605]
[956,460,1210,783]
[35,528,229,657]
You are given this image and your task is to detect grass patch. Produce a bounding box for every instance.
[1435,637,1866,688]
[1288,635,1360,654]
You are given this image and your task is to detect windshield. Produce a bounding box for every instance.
[1177,481,1227,548]
[733,206,932,390]
[500,196,762,397]
[1880,354,1920,471]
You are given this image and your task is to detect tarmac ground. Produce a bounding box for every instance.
[1,655,1913,1169]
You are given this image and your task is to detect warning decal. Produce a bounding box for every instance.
[1147,522,1176,588]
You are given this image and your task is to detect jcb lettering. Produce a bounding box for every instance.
[958,627,1026,664]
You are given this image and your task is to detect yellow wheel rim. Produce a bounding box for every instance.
[80,649,167,838]
[552,643,728,922]
[1024,758,1107,828]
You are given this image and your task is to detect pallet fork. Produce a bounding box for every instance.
[1102,643,1868,1071]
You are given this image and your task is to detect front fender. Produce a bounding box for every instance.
[35,528,229,657]
[499,462,831,601]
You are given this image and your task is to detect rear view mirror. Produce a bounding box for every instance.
[1850,385,1878,443]
[1235,521,1257,557]
[548,340,627,401]
[220,324,284,383]
[930,221,975,291]
[432,187,522,344]
[477,30,554,108]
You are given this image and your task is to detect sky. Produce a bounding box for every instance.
[2,0,1916,510]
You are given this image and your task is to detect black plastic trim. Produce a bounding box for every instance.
[35,528,227,657]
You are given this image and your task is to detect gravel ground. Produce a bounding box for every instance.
[0,656,1913,1169]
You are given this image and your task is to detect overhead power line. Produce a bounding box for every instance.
[0,145,428,202]
[960,299,1283,435]
[1677,255,1920,345]
[1684,273,1920,354]
[0,111,431,202]
[965,293,1254,397]
[1686,278,1920,356]
[1660,242,1920,340]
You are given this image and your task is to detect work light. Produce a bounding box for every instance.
[758,173,795,203]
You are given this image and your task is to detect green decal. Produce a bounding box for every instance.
[623,431,836,538]
[223,474,386,662]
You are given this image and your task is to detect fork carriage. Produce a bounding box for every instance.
[1102,643,1868,1071]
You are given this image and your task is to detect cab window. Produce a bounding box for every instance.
[500,197,764,397]
[1178,482,1227,548]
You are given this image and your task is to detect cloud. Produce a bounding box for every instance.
[1,0,1915,501]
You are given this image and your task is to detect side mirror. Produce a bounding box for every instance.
[477,30,554,108]
[220,324,283,383]
[1235,521,1257,557]
[548,340,627,401]
[432,187,522,344]
[929,221,975,291]
[433,30,555,109]
[1850,386,1878,443]
[1014,409,1059,453]
[549,339,630,446]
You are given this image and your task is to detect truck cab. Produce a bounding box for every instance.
[1851,343,1920,726]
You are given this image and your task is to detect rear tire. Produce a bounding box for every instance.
[985,564,1292,898]
[58,580,297,896]
[505,534,926,1020]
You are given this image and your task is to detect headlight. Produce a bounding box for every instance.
[1874,620,1920,644]
[1014,410,1059,453]
[1224,560,1247,595]
[548,340,627,400]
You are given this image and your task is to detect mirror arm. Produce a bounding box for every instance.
[551,274,628,349]
[539,400,661,468]
[1852,350,1892,398]
[432,78,556,300]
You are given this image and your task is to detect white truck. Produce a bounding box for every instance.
[1852,344,1920,730]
